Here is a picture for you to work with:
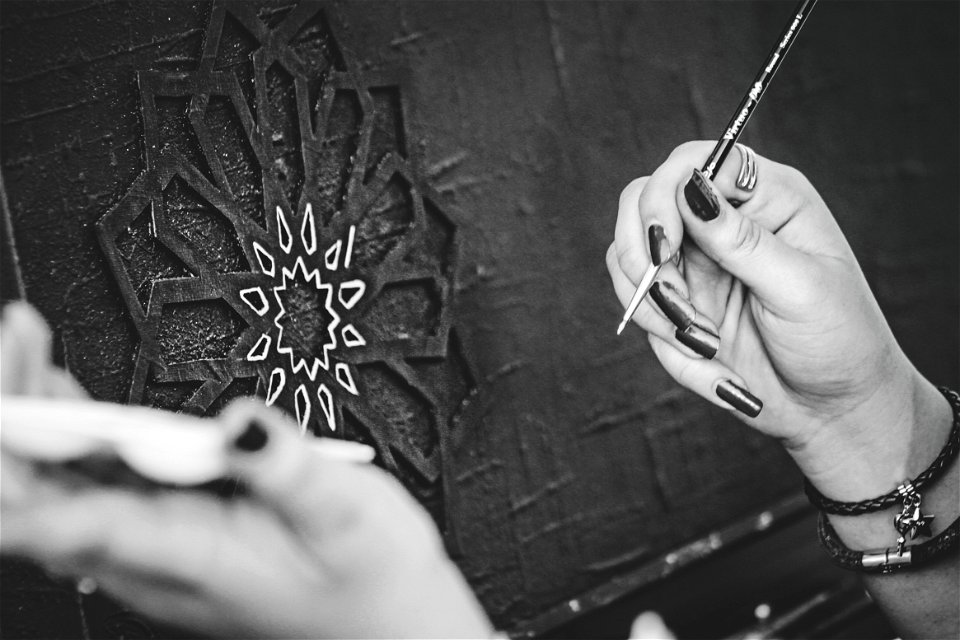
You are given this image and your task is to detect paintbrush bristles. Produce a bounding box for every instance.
[616,262,661,335]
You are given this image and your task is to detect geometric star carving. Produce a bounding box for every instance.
[95,2,475,501]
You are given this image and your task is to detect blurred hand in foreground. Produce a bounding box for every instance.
[1,302,493,639]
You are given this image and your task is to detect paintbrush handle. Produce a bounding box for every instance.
[701,0,817,179]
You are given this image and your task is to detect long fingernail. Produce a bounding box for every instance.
[650,282,719,359]
[648,224,670,266]
[650,281,696,329]
[233,419,268,452]
[676,324,720,360]
[715,380,763,418]
[684,169,720,221]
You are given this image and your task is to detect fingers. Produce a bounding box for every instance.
[2,486,228,580]
[607,243,675,337]
[611,141,775,328]
[677,168,817,315]
[614,176,658,284]
[649,281,720,359]
[218,400,351,533]
[623,142,760,279]
[608,243,721,360]
[217,399,419,544]
[0,302,87,399]
[1,301,52,395]
[648,334,763,419]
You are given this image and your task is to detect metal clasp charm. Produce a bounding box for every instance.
[893,481,936,555]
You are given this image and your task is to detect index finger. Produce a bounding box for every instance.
[613,176,655,284]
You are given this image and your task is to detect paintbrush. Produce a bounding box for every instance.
[616,0,817,336]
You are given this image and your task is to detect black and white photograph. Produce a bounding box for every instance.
[1,2,957,638]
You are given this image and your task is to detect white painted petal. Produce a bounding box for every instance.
[252,242,275,277]
[240,287,270,316]
[324,239,342,271]
[246,333,272,361]
[341,324,366,348]
[317,384,336,432]
[334,362,359,395]
[266,368,286,406]
[338,280,366,309]
[344,225,356,268]
[301,203,317,255]
[294,385,311,435]
[276,205,293,253]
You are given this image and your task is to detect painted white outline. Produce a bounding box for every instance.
[276,205,293,254]
[272,260,341,378]
[334,362,359,395]
[252,241,275,277]
[246,333,272,361]
[344,224,356,268]
[338,280,366,310]
[266,368,286,406]
[242,204,369,431]
[324,239,342,271]
[239,287,270,316]
[301,203,317,255]
[341,324,366,348]
[317,384,336,431]
[294,384,311,435]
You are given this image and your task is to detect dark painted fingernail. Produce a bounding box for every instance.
[650,281,696,330]
[233,419,268,452]
[716,379,763,418]
[648,224,670,266]
[650,281,720,359]
[684,169,721,221]
[676,324,720,360]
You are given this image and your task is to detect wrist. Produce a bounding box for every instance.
[798,380,958,554]
[787,369,951,503]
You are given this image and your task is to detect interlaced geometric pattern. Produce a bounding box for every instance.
[96,2,473,505]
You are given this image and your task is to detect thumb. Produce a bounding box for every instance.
[677,168,816,313]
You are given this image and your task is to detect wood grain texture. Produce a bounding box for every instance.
[1,1,957,637]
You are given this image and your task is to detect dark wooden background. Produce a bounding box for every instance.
[1,1,957,638]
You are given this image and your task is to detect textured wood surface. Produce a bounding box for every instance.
[1,1,957,637]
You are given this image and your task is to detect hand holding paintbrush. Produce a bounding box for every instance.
[611,0,817,417]
[616,0,816,341]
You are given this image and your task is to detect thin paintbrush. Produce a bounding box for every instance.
[616,0,817,336]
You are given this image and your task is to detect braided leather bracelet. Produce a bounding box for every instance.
[804,386,960,515]
[818,512,959,574]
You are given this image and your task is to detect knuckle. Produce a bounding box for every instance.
[605,243,619,270]
[779,164,811,190]
[616,244,647,281]
[770,164,816,209]
[728,216,764,259]
[618,176,648,207]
